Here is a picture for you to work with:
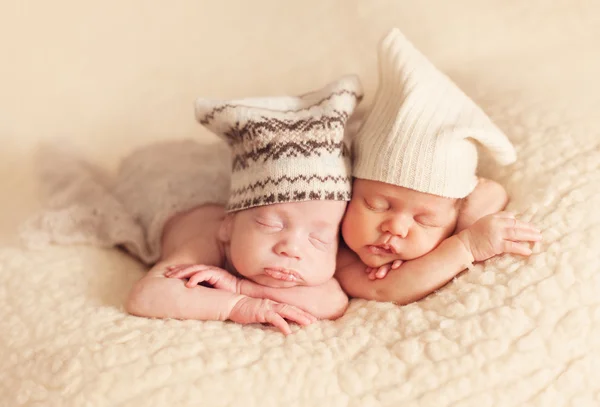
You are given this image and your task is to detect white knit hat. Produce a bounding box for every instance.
[352,28,516,198]
[195,75,363,212]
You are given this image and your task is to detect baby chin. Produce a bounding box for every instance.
[249,273,302,288]
[359,248,402,268]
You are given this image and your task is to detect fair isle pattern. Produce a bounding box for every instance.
[222,112,352,171]
[229,174,352,198]
[228,190,351,212]
[195,75,363,211]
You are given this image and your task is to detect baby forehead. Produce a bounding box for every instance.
[355,179,457,209]
[256,201,345,225]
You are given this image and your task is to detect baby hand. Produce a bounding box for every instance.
[164,264,239,293]
[457,211,542,262]
[229,297,317,335]
[365,260,403,280]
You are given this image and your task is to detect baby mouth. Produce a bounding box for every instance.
[367,245,396,255]
[264,267,301,282]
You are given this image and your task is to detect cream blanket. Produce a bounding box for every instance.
[1,1,599,406]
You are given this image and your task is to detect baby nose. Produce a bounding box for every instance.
[382,214,411,238]
[274,239,301,259]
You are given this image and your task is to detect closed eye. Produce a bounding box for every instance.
[309,235,334,250]
[415,217,441,227]
[364,198,389,212]
[256,219,283,230]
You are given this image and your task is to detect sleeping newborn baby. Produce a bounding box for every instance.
[336,29,542,303]
[126,76,363,334]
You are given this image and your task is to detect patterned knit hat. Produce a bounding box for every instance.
[195,75,363,212]
[352,28,516,198]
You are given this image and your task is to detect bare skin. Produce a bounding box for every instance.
[335,178,542,304]
[126,201,349,335]
[125,177,534,330]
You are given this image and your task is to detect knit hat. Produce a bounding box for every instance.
[195,75,363,212]
[352,28,516,198]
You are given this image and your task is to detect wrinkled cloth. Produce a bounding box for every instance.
[20,140,231,264]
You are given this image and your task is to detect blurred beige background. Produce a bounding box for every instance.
[1,0,598,243]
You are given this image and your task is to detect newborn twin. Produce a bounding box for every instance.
[126,28,541,334]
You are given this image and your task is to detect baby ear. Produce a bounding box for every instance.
[218,213,235,243]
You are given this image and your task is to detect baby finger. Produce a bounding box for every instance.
[375,264,391,279]
[510,218,540,233]
[265,311,292,335]
[502,240,533,256]
[496,211,516,219]
[168,264,210,278]
[185,271,212,287]
[276,304,315,326]
[515,228,543,242]
[505,227,542,242]
[164,264,187,276]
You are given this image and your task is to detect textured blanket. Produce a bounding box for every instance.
[1,1,599,406]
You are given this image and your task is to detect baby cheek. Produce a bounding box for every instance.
[307,255,337,285]
[361,256,388,268]
[342,209,371,242]
[413,230,444,257]
[231,240,266,277]
[341,217,356,246]
[230,248,251,275]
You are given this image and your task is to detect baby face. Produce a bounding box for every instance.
[223,200,346,288]
[342,179,459,268]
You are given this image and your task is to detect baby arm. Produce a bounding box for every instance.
[127,264,315,335]
[126,206,315,334]
[165,265,348,320]
[127,265,242,321]
[239,278,348,320]
[367,177,509,281]
[336,235,473,304]
[125,208,233,320]
[336,212,541,304]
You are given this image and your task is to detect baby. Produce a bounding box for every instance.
[335,28,542,303]
[126,76,363,334]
